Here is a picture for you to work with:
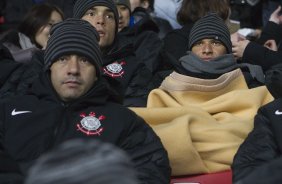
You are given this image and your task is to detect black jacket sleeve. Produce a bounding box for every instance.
[242,41,282,71]
[119,114,171,184]
[232,107,279,183]
[234,156,282,184]
[257,21,282,45]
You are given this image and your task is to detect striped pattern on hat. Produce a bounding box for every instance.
[189,13,232,53]
[73,0,119,33]
[44,18,103,76]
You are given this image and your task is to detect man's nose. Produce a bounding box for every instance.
[67,56,80,74]
[95,15,105,25]
[202,43,213,54]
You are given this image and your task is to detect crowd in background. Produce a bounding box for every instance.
[1,0,282,183]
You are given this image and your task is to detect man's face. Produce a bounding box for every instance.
[191,39,227,61]
[82,6,116,49]
[50,55,97,102]
[117,5,130,32]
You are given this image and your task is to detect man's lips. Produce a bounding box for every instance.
[201,57,212,61]
[97,30,105,37]
[63,80,81,87]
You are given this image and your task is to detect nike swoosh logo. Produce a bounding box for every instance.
[11,109,32,116]
[275,110,282,115]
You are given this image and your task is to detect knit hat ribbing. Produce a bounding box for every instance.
[189,13,232,54]
[113,0,131,12]
[44,18,103,76]
[73,0,119,33]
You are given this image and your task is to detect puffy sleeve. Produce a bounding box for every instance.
[119,112,171,184]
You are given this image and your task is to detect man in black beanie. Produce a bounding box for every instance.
[73,0,159,107]
[177,12,264,87]
[130,12,272,179]
[0,18,171,184]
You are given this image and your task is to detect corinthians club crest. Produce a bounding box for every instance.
[103,61,126,78]
[77,112,106,136]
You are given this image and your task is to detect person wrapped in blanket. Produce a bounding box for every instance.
[131,13,274,176]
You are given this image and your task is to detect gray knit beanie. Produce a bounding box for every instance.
[113,0,131,12]
[25,139,138,184]
[189,13,232,54]
[73,0,119,33]
[44,18,103,76]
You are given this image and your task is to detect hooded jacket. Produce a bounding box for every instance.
[0,72,171,184]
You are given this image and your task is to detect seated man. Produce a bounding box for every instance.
[73,0,157,107]
[0,18,170,184]
[131,13,273,177]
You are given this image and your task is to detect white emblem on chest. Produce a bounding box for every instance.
[77,112,106,136]
[103,61,126,78]
[80,116,101,131]
[106,63,123,73]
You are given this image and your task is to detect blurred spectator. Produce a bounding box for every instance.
[0,3,64,63]
[229,0,263,34]
[114,0,162,73]
[232,6,282,72]
[129,0,173,39]
[0,0,75,33]
[25,139,139,184]
[232,6,282,99]
[154,0,182,29]
[46,0,77,19]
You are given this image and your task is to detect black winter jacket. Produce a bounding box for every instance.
[0,73,171,184]
[232,98,282,184]
[242,21,282,72]
[118,16,162,73]
[162,22,194,65]
[102,37,154,107]
[0,43,27,99]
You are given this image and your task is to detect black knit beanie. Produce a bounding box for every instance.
[73,0,119,33]
[113,0,131,12]
[25,139,138,184]
[189,13,232,54]
[44,18,103,76]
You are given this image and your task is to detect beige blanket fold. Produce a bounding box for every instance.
[131,69,273,176]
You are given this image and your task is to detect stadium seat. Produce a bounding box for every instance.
[171,170,232,184]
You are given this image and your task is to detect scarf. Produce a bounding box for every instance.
[180,51,265,83]
[18,32,36,50]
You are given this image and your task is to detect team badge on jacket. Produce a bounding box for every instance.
[103,61,126,78]
[77,112,106,136]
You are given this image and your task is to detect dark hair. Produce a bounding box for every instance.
[25,139,138,184]
[18,3,64,48]
[177,0,230,26]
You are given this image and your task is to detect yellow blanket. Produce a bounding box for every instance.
[131,69,273,176]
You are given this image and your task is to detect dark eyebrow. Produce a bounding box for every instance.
[89,7,114,14]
